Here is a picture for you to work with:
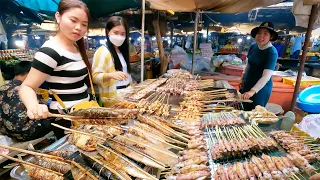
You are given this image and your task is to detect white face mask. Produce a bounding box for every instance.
[109,35,126,47]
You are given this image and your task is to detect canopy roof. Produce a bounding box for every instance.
[13,0,139,18]
[146,0,285,13]
[292,0,319,29]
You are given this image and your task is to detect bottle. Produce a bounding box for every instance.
[280,111,295,131]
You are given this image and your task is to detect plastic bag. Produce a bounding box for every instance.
[180,54,213,72]
[297,114,320,138]
[171,45,188,66]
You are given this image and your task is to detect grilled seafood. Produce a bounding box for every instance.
[97,145,156,179]
[36,156,71,174]
[270,130,318,162]
[23,164,63,180]
[114,134,178,166]
[287,151,316,175]
[81,153,123,180]
[105,140,165,169]
[95,156,132,180]
[43,150,74,159]
[70,108,137,119]
[68,133,99,152]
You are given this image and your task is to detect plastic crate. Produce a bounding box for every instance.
[282,76,320,87]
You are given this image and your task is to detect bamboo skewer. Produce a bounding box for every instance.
[203,89,227,93]
[0,153,63,176]
[143,117,190,142]
[71,161,99,180]
[109,139,166,168]
[118,135,178,158]
[51,123,105,141]
[129,126,184,150]
[49,113,130,120]
[97,144,158,180]
[0,145,65,162]
[88,155,131,180]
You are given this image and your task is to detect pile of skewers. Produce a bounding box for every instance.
[112,93,171,117]
[213,152,316,180]
[270,131,320,162]
[156,75,214,95]
[161,83,212,179]
[136,92,171,117]
[183,89,236,101]
[243,105,279,124]
[168,70,194,79]
[165,114,210,179]
[173,90,235,123]
[130,78,167,100]
[156,78,187,95]
[201,112,245,127]
[112,100,137,109]
[0,146,91,180]
[4,112,195,180]
[207,125,278,160]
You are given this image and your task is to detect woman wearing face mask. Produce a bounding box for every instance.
[240,22,278,110]
[92,16,132,107]
[19,0,91,138]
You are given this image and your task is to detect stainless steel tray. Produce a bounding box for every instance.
[10,135,71,180]
[10,133,162,180]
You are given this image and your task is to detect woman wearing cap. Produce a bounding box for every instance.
[240,22,279,110]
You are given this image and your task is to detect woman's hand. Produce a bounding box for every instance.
[105,71,128,81]
[242,89,256,100]
[27,104,49,119]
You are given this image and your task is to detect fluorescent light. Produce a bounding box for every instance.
[247,36,251,40]
[237,38,243,43]
[15,40,24,47]
[35,36,40,40]
[99,39,106,44]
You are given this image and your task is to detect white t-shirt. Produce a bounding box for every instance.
[116,53,132,87]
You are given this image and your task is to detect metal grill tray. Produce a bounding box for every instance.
[203,122,320,179]
[10,135,74,180]
[10,132,162,179]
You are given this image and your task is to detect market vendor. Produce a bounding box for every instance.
[92,16,132,107]
[240,22,278,110]
[19,0,92,139]
[0,61,51,141]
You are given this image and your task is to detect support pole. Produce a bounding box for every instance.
[140,0,146,82]
[290,4,319,111]
[191,11,200,75]
[153,14,167,74]
[170,25,174,48]
[206,24,209,42]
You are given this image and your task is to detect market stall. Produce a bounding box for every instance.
[0,69,318,180]
[0,49,35,80]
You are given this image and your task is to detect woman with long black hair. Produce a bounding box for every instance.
[19,0,92,138]
[92,16,132,107]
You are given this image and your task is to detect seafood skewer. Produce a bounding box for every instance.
[97,144,157,180]
[105,139,166,169]
[80,152,130,180]
[0,153,63,179]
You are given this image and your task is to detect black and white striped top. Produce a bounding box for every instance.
[32,40,89,110]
